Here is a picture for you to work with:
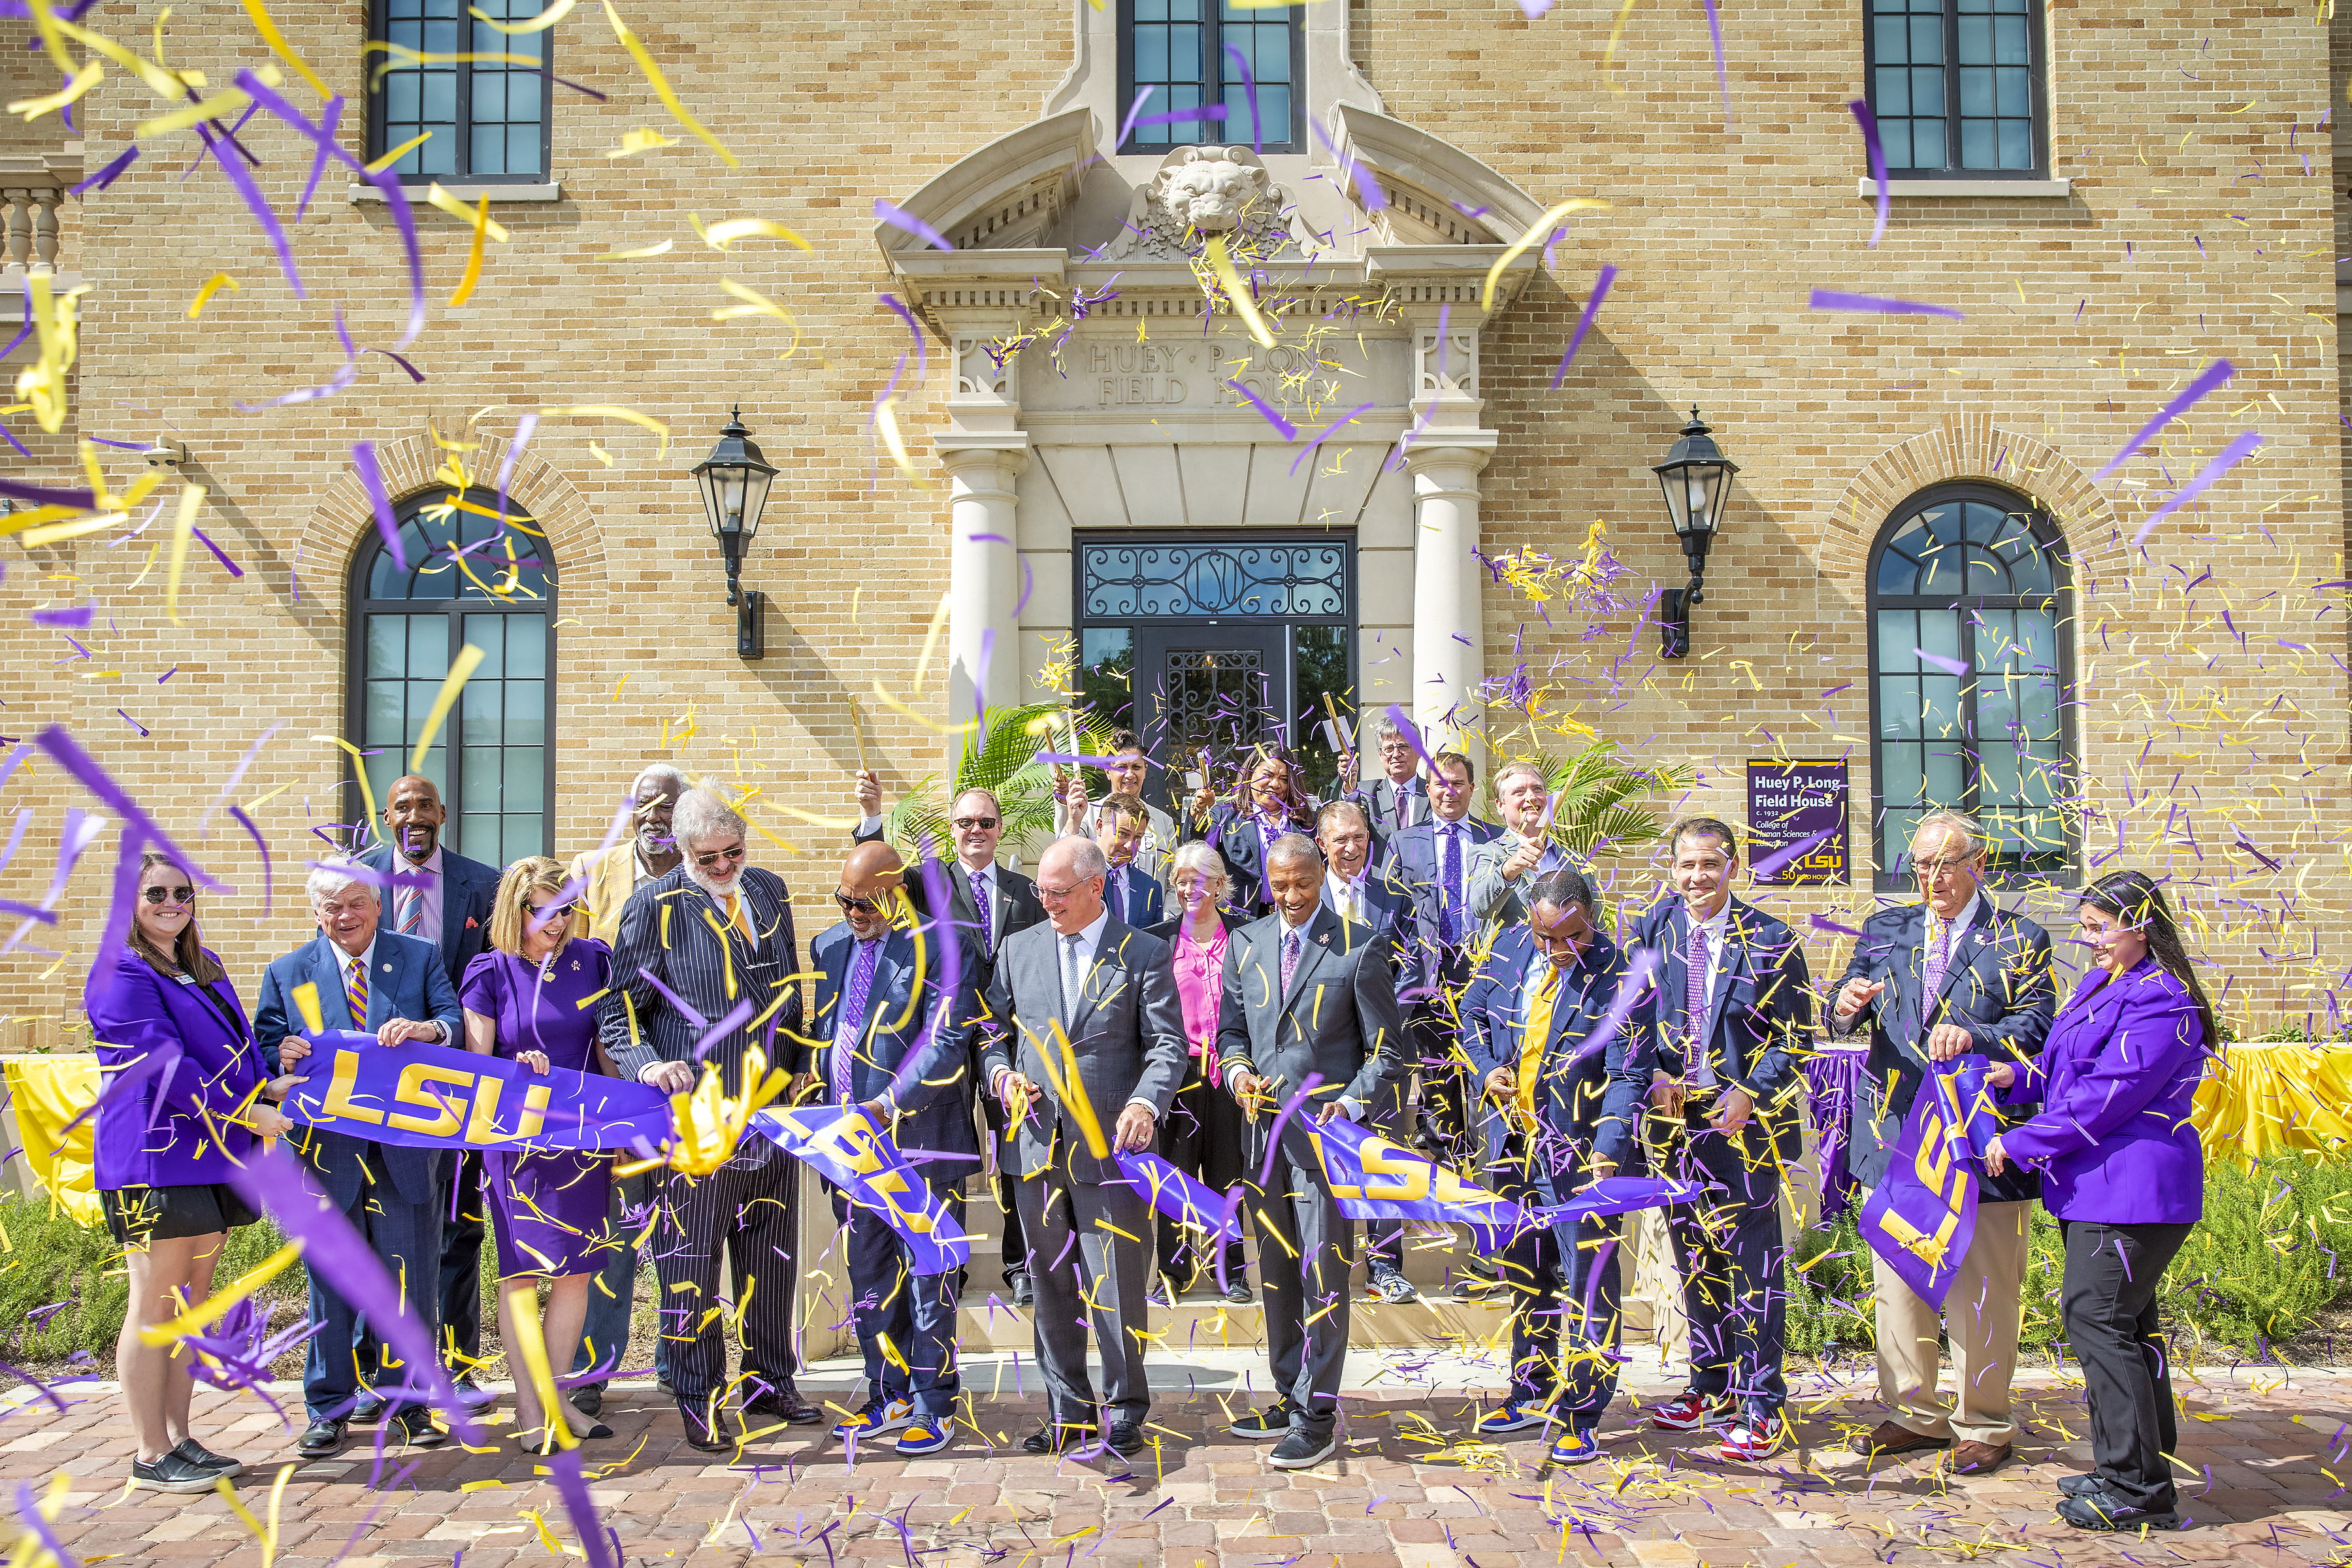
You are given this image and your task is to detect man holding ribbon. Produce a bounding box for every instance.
[1831,809,2053,1475]
[1462,866,1646,1466]
[1625,817,1812,1463]
[599,787,819,1450]
[979,836,1187,1458]
[810,843,983,1458]
[1218,834,1407,1471]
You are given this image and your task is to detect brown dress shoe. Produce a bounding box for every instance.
[1852,1420,1950,1456]
[1948,1440,2013,1474]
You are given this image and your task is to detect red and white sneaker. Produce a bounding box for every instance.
[1648,1390,1731,1431]
[1719,1411,1787,1462]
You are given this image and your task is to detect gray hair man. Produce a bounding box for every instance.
[1346,717,1431,849]
[1467,759,1568,931]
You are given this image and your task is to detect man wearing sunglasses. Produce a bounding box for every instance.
[808,843,985,1457]
[853,784,1049,1305]
[599,788,819,1450]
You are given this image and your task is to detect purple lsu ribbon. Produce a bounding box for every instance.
[1859,1058,1994,1311]
[751,1105,969,1276]
[283,1032,674,1151]
[1526,1175,1709,1230]
[1114,1149,1241,1252]
[1307,1117,1527,1251]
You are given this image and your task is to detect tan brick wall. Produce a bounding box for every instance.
[0,0,2342,1039]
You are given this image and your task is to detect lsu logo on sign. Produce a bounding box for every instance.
[312,1047,557,1144]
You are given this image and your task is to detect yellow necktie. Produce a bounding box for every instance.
[1515,966,1561,1126]
[723,891,747,938]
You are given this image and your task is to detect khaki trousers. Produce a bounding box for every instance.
[1870,1197,2029,1446]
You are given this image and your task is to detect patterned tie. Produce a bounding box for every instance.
[1684,918,1710,1070]
[395,874,423,936]
[345,954,369,1030]
[1257,817,1281,903]
[833,939,881,1105]
[1439,825,1463,945]
[970,870,993,955]
[1281,928,1302,994]
[1062,934,1086,1015]
[1922,917,1952,1009]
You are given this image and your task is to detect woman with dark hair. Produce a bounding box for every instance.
[88,851,293,1492]
[1985,870,2217,1533]
[1186,749,1321,918]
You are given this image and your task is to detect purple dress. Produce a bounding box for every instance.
[460,939,617,1279]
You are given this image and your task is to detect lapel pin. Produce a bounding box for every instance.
[381,963,393,973]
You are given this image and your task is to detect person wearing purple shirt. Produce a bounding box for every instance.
[1186,751,1318,919]
[1985,871,2217,1535]
[86,851,295,1494]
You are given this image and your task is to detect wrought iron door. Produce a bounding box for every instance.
[1134,626,1286,815]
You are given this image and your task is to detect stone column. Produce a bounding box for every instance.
[939,441,1027,731]
[1404,443,1492,755]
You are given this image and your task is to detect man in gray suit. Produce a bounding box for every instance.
[1467,760,1570,934]
[979,837,1187,1458]
[1220,834,1407,1470]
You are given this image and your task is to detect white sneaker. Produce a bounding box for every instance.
[832,1396,914,1441]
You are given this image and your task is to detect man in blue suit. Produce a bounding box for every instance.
[1376,751,1500,1169]
[1624,817,1812,1463]
[355,774,502,1392]
[1345,717,1432,860]
[1096,794,1166,930]
[1829,809,2053,1475]
[1462,867,1647,1466]
[257,857,463,1458]
[802,843,983,1458]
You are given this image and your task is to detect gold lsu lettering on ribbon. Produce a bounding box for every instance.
[320,1049,554,1143]
[1322,1134,1496,1209]
[808,1110,935,1235]
[1870,1105,1970,1267]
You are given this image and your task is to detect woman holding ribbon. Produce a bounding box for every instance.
[1147,840,1253,1304]
[1985,870,2216,1533]
[461,857,617,1449]
[89,850,294,1493]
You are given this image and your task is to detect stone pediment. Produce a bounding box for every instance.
[871,108,1094,257]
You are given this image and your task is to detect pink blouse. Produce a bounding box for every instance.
[1172,922,1229,1064]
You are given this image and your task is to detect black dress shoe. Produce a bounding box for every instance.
[1010,1273,1036,1307]
[745,1384,823,1426]
[296,1420,346,1458]
[385,1413,448,1449]
[348,1397,387,1424]
[1021,1422,1094,1455]
[1104,1420,1147,1456]
[679,1411,732,1454]
[570,1385,604,1419]
[2057,1487,2179,1531]
[1224,1281,1255,1305]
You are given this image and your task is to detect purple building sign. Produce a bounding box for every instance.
[1746,760,1850,886]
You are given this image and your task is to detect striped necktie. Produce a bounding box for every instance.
[345,954,369,1029]
[395,873,425,935]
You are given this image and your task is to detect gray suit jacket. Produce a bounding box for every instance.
[978,917,1188,1184]
[1465,834,1572,933]
[1215,907,1408,1164]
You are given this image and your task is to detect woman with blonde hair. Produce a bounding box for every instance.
[459,856,617,1448]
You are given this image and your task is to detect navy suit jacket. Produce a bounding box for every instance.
[1350,776,1431,858]
[1829,900,2054,1203]
[806,921,983,1173]
[1102,860,1166,930]
[1624,894,1814,1162]
[254,929,463,1208]
[357,843,501,990]
[1377,815,1501,987]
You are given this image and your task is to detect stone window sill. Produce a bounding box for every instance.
[349,181,563,204]
[1856,176,2071,199]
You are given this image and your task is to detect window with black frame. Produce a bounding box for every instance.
[348,487,556,866]
[1119,0,1302,155]
[369,0,550,180]
[1869,485,2074,886]
[1864,0,2047,177]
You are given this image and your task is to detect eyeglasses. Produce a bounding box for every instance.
[834,890,886,914]
[142,885,195,906]
[1912,856,1974,880]
[693,843,747,870]
[528,901,578,920]
[1036,877,1101,900]
[952,816,1000,831]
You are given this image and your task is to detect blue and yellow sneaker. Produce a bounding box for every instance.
[1547,1426,1602,1466]
[1473,1401,1553,1436]
[831,1396,913,1441]
[895,1419,953,1456]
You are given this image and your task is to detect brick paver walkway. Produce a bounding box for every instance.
[9,1360,2349,1567]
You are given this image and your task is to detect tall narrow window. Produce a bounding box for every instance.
[1119,0,1302,155]
[348,489,557,865]
[1868,485,2074,884]
[1865,0,2046,177]
[370,0,550,180]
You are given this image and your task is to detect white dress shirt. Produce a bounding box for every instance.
[1325,871,1367,925]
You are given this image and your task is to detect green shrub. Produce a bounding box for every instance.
[2157,1153,2352,1358]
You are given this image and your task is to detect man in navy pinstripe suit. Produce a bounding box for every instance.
[600,787,822,1452]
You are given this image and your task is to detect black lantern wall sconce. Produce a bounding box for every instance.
[690,406,778,660]
[1650,406,1739,659]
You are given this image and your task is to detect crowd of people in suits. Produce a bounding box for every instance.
[82,726,2219,1532]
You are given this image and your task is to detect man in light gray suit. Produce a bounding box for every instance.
[1467,760,1571,935]
[1220,834,1408,1470]
[979,837,1188,1458]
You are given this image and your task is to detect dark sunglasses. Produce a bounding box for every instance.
[834,890,885,914]
[952,815,1000,831]
[693,843,747,869]
[528,900,579,920]
[142,885,195,906]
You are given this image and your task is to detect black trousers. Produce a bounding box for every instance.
[2059,1218,2191,1511]
[1156,1064,1249,1288]
[649,1152,801,1425]
[437,1150,486,1368]
[1656,1113,1787,1415]
[978,1090,1032,1285]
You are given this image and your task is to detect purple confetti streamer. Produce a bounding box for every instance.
[1809,288,1964,319]
[293,95,343,222]
[29,607,91,629]
[69,144,135,194]
[1549,264,1617,389]
[229,804,273,920]
[1912,646,1968,677]
[365,346,427,382]
[2132,429,2262,546]
[352,441,408,571]
[874,199,953,252]
[2095,359,2233,481]
[0,476,96,510]
[1223,42,1262,152]
[1226,379,1297,440]
[1850,99,1887,246]
[1705,0,1731,126]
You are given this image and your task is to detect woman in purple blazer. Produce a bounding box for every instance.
[86,851,293,1494]
[1985,871,2216,1534]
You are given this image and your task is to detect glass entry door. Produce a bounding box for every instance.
[1135,625,1288,817]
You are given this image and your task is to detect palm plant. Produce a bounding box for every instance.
[881,700,1113,862]
[1536,740,1695,862]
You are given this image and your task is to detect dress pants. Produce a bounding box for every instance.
[1870,1196,2028,1445]
[1410,941,1477,1162]
[1364,1075,1414,1273]
[2059,1218,2191,1511]
[1659,1112,1788,1416]
[833,1186,961,1420]
[304,1177,444,1425]
[1250,1147,1354,1439]
[979,1090,1033,1286]
[1156,1063,1249,1288]
[436,1150,486,1371]
[574,1166,670,1388]
[649,1150,800,1426]
[1501,1209,1624,1422]
[1010,1143,1153,1431]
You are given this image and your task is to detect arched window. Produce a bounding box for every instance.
[1118,0,1302,154]
[1867,483,2074,884]
[347,487,556,866]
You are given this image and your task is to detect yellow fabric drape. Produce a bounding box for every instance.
[2191,1043,2352,1169]
[3,1056,104,1225]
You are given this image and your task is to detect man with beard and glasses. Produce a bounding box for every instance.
[563,762,688,1417]
[355,775,500,1401]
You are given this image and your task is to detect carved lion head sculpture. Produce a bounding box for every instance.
[1153,146,1274,233]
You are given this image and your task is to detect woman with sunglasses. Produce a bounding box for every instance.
[88,851,295,1492]
[1984,871,2217,1533]
[459,857,617,1450]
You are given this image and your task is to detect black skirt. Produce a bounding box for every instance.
[101,1182,259,1248]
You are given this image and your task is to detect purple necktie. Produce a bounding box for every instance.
[1256,816,1282,902]
[1392,785,1407,831]
[1922,919,1952,1006]
[1439,825,1463,945]
[834,939,881,1104]
[1685,918,1710,1069]
[1281,928,1301,993]
[970,871,992,954]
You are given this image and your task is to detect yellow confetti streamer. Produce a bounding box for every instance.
[163,482,206,627]
[8,61,104,122]
[238,0,330,97]
[540,403,670,456]
[871,395,934,490]
[468,0,576,31]
[423,181,514,242]
[366,129,435,173]
[186,272,240,319]
[711,277,804,358]
[1482,197,1610,310]
[691,212,814,252]
[605,125,678,157]
[14,273,78,435]
[448,191,493,306]
[289,979,326,1036]
[410,642,486,772]
[138,1240,304,1347]
[602,0,738,169]
[503,1280,578,1452]
[136,82,253,140]
[595,237,674,260]
[1203,233,1274,348]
